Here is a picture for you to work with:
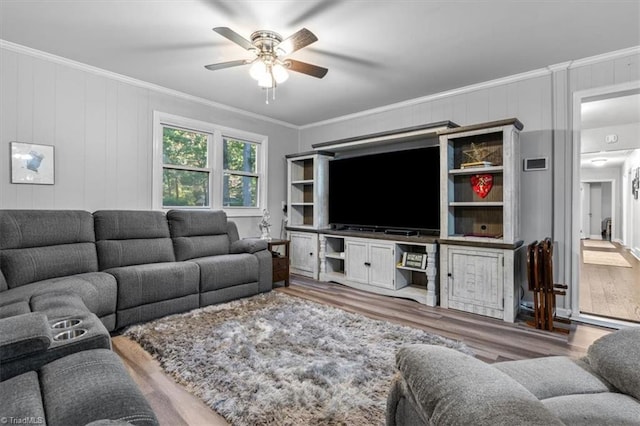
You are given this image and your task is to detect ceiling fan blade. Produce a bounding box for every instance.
[286,59,328,79]
[204,59,251,71]
[276,28,318,55]
[213,27,255,51]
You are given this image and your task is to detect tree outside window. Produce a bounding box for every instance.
[162,127,210,207]
[223,137,258,207]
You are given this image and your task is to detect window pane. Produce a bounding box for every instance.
[223,138,257,173]
[223,173,257,207]
[163,169,209,207]
[163,127,208,168]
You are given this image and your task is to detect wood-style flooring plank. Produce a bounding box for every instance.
[579,240,640,322]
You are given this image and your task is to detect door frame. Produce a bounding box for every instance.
[570,80,639,328]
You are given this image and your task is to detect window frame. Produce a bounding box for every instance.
[152,111,268,217]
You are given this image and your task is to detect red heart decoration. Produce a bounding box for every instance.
[470,174,493,198]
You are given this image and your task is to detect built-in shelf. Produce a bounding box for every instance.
[449,166,504,175]
[291,179,314,185]
[449,201,504,207]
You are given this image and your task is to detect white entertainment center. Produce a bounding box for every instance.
[286,118,524,322]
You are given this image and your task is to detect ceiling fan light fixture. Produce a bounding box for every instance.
[257,71,274,88]
[249,60,267,81]
[272,63,289,84]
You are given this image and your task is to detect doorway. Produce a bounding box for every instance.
[580,181,613,240]
[572,82,640,327]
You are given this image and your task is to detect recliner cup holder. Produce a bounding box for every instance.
[51,318,83,329]
[53,328,87,341]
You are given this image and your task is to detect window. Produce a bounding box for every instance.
[153,112,267,215]
[162,127,211,207]
[223,137,259,207]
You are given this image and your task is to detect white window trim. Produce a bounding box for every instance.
[152,111,268,217]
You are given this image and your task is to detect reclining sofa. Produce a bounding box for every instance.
[387,327,640,425]
[0,208,273,426]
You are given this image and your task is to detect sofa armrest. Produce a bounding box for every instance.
[0,312,52,361]
[393,344,564,426]
[230,238,268,254]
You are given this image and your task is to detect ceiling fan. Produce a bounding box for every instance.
[204,27,328,94]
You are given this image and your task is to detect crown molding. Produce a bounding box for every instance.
[300,68,551,130]
[0,39,299,130]
[301,45,640,130]
[569,45,640,68]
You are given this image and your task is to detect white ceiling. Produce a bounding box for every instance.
[1,1,639,127]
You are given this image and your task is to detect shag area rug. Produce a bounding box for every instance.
[124,292,472,425]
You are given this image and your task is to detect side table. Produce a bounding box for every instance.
[267,239,290,287]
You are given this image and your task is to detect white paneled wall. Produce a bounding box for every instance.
[0,46,299,238]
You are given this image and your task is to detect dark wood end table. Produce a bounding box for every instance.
[267,239,290,287]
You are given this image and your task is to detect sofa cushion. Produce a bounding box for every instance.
[96,239,175,269]
[40,349,158,426]
[543,392,640,425]
[0,301,31,318]
[0,210,95,249]
[167,210,231,260]
[587,327,640,400]
[194,253,259,292]
[107,262,200,310]
[494,356,612,399]
[94,210,176,268]
[94,210,170,240]
[1,243,99,288]
[0,272,117,320]
[395,344,564,425]
[167,209,227,237]
[0,371,46,422]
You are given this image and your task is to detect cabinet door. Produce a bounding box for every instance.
[447,248,504,318]
[289,232,317,276]
[368,242,395,289]
[345,240,368,284]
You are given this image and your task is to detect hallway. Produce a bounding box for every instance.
[580,240,640,323]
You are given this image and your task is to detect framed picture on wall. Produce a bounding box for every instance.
[10,142,55,185]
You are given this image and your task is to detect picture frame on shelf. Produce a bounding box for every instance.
[10,141,55,185]
[401,252,427,269]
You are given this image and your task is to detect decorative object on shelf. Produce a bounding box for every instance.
[470,174,493,198]
[461,142,498,168]
[259,209,272,240]
[10,141,55,185]
[401,252,427,269]
[633,167,639,200]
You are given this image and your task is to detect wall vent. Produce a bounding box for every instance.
[523,157,548,171]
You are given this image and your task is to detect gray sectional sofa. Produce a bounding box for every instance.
[387,327,640,425]
[0,208,273,426]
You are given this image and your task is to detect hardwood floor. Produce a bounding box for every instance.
[579,240,640,323]
[113,275,613,426]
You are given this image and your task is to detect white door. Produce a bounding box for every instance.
[589,183,602,239]
[345,240,369,284]
[368,242,395,288]
[580,182,590,239]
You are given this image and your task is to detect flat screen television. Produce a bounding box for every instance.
[328,146,440,233]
